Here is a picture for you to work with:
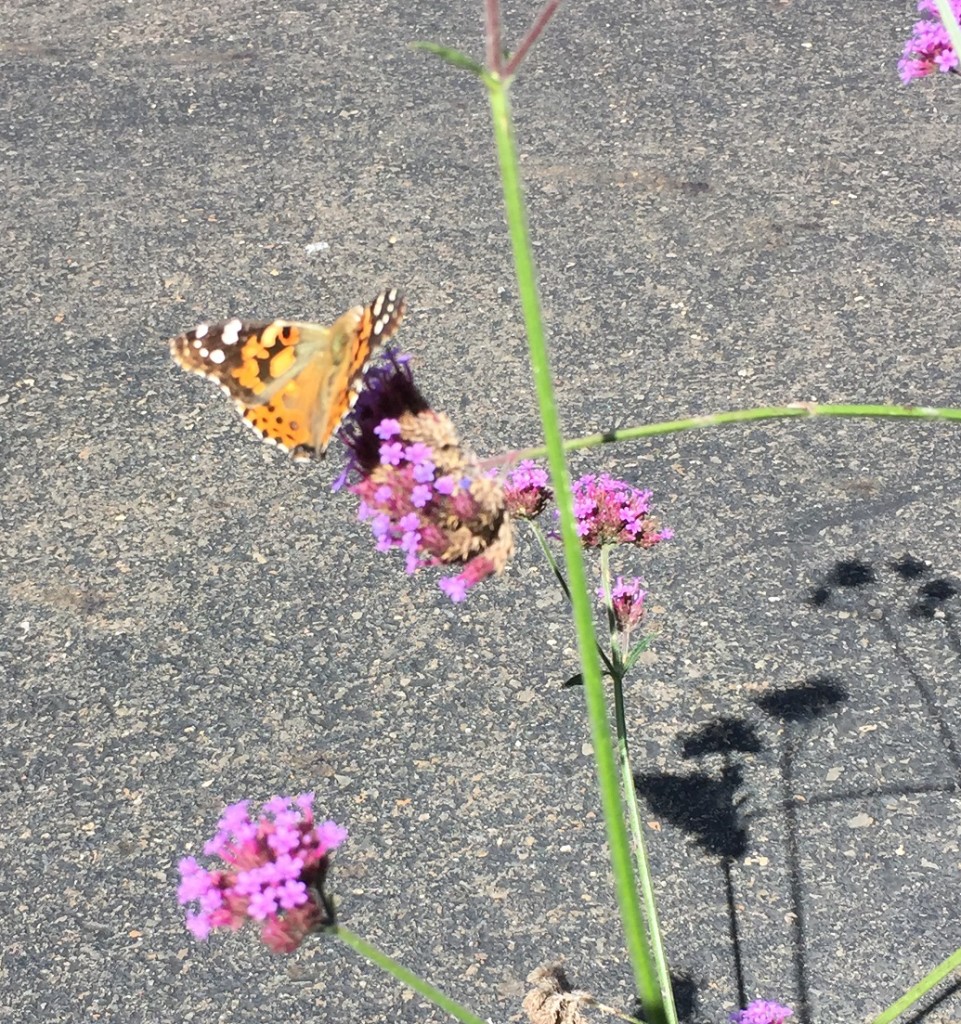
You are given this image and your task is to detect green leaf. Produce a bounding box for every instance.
[624,635,653,672]
[411,41,484,77]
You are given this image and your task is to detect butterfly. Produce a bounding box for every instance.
[169,289,405,458]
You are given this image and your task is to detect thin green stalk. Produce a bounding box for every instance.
[599,556,678,1024]
[599,544,619,666]
[486,74,665,1024]
[527,517,575,604]
[486,402,961,465]
[870,946,961,1024]
[525,519,618,678]
[328,924,489,1024]
[610,672,677,1024]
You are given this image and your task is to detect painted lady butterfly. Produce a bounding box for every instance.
[169,289,405,458]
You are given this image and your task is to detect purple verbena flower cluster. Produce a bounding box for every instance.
[730,1000,794,1024]
[342,355,514,602]
[600,575,647,633]
[572,473,673,549]
[352,416,511,602]
[503,459,553,519]
[356,419,455,572]
[177,794,346,954]
[900,0,961,82]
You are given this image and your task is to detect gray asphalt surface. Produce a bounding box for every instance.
[3,1,961,1023]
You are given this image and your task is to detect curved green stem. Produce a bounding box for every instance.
[868,942,958,1024]
[525,519,617,677]
[327,924,489,1024]
[870,945,961,1024]
[485,402,961,465]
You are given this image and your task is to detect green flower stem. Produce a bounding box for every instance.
[486,74,666,1024]
[488,403,961,464]
[525,519,617,677]
[612,670,678,1024]
[527,518,575,604]
[599,555,678,1024]
[870,946,961,1024]
[599,544,619,666]
[328,924,489,1024]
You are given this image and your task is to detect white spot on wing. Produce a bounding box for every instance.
[222,318,243,346]
[194,323,209,339]
[209,348,226,364]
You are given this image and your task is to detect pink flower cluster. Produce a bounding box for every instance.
[352,417,512,602]
[601,575,647,633]
[343,356,513,603]
[572,473,673,549]
[177,794,347,954]
[503,459,553,519]
[730,1001,793,1024]
[899,0,961,82]
[356,420,463,571]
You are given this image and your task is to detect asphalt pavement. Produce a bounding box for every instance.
[2,2,961,1023]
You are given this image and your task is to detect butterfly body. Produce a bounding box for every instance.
[169,289,405,458]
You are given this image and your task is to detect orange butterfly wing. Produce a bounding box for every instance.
[169,289,406,457]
